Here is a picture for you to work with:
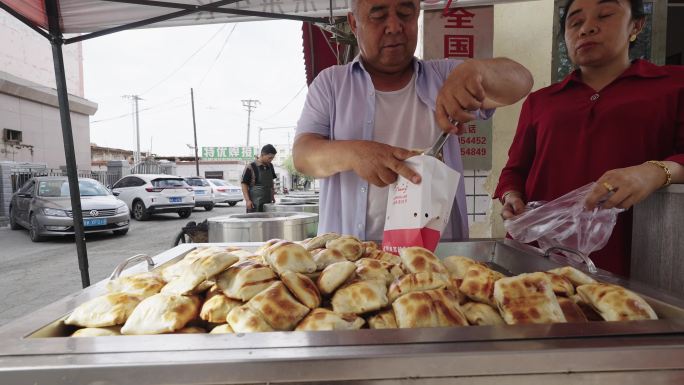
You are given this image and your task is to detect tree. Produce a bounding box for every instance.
[282,155,314,190]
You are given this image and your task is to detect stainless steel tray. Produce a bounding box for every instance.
[1,239,684,384]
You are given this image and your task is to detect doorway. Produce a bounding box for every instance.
[666,3,684,65]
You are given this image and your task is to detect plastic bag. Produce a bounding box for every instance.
[382,155,460,254]
[504,182,624,263]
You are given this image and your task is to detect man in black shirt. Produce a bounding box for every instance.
[241,144,278,212]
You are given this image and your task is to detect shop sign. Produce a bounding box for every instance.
[201,146,258,161]
[423,6,494,170]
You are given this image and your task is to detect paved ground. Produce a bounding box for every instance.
[0,202,246,327]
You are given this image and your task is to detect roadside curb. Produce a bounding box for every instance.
[0,216,8,227]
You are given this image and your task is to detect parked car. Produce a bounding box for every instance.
[110,174,194,221]
[207,179,243,206]
[184,177,214,211]
[8,177,130,242]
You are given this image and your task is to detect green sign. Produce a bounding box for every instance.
[201,146,258,161]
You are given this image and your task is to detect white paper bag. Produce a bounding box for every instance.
[382,155,460,254]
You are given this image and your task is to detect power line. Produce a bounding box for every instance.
[91,25,234,126]
[90,95,186,124]
[260,84,307,121]
[90,24,232,124]
[197,24,238,89]
[138,24,228,96]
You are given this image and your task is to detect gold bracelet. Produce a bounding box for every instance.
[646,160,672,187]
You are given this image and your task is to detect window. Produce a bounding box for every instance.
[185,178,209,187]
[152,178,187,188]
[19,180,35,195]
[210,179,228,186]
[112,177,130,189]
[3,128,22,143]
[205,171,224,179]
[130,177,146,187]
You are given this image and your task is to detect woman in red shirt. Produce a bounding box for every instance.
[495,0,684,277]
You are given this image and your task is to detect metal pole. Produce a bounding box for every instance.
[45,0,90,287]
[134,95,141,162]
[241,99,259,147]
[246,106,252,147]
[191,88,200,176]
[258,127,262,149]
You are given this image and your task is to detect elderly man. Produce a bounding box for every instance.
[293,0,533,241]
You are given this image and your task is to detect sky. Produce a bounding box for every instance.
[83,20,308,157]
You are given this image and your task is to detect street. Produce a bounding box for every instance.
[0,202,246,327]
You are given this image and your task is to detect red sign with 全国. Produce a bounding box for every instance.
[423,6,493,170]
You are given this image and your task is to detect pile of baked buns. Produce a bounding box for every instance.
[63,233,658,337]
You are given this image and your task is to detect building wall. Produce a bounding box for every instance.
[0,10,84,97]
[0,9,96,170]
[0,91,92,169]
[469,1,555,238]
[175,162,244,184]
[174,162,290,190]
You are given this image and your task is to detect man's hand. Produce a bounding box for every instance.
[246,199,255,209]
[436,60,485,135]
[348,141,421,187]
[436,58,533,135]
[293,134,421,185]
[501,191,525,220]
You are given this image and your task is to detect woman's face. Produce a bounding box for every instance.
[564,0,642,67]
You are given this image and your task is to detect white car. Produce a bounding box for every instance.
[111,174,195,221]
[184,177,215,211]
[207,179,243,206]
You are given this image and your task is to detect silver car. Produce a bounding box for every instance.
[184,177,215,211]
[8,177,130,242]
[207,179,243,206]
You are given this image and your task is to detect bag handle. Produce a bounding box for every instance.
[543,246,598,274]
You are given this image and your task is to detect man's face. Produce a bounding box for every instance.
[260,153,275,164]
[564,0,641,68]
[348,0,419,74]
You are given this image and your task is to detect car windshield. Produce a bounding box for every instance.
[210,179,228,186]
[186,178,209,187]
[37,180,109,197]
[152,178,187,188]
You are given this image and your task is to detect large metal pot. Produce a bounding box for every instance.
[263,202,319,214]
[278,196,319,204]
[207,212,318,242]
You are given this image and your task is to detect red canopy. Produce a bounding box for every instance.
[1,0,531,42]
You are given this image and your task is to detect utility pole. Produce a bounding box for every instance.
[123,95,143,163]
[258,125,296,149]
[241,99,260,147]
[191,88,200,176]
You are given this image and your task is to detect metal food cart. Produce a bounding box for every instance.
[1,239,684,385]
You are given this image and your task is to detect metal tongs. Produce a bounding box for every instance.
[423,132,450,158]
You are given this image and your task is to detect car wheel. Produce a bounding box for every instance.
[178,209,192,218]
[8,207,21,230]
[204,203,214,211]
[113,228,129,236]
[132,200,149,221]
[228,201,237,207]
[29,214,44,242]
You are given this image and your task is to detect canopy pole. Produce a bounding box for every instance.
[45,0,91,288]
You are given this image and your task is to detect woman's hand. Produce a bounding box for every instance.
[501,191,526,220]
[585,163,668,210]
